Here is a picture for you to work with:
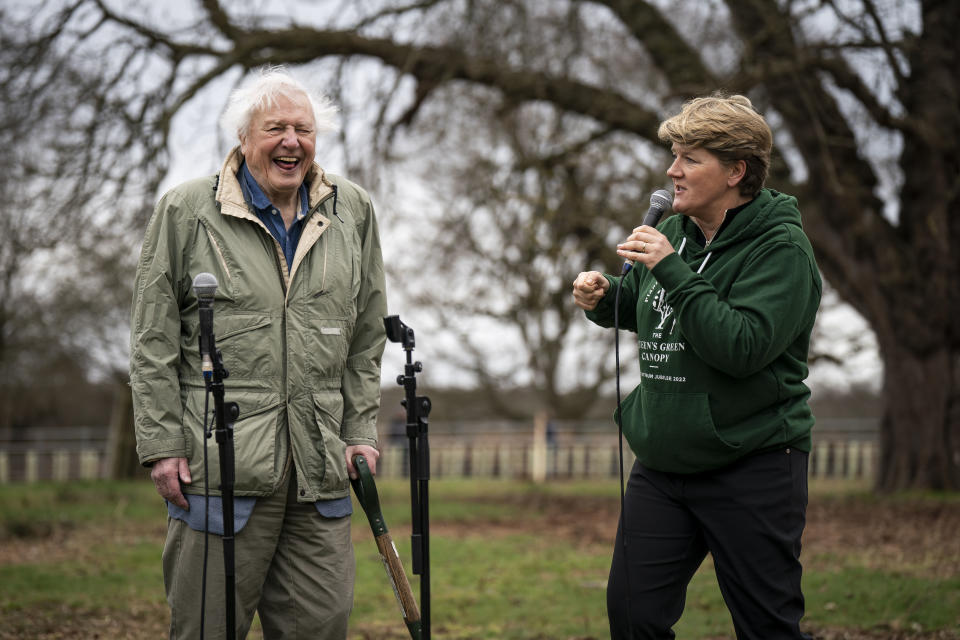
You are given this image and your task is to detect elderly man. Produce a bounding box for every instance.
[130,67,387,639]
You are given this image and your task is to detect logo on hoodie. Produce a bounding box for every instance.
[642,282,677,337]
[639,281,687,383]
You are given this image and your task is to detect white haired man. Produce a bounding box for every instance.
[130,67,387,639]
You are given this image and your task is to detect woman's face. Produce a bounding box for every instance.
[666,144,740,220]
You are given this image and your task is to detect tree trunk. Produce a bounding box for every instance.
[104,380,141,480]
[876,340,960,491]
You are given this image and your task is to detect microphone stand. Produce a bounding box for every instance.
[384,315,432,640]
[193,273,239,640]
[206,339,239,640]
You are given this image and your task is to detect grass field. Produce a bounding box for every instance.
[0,477,958,639]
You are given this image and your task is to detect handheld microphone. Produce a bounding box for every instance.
[192,273,218,377]
[621,189,673,274]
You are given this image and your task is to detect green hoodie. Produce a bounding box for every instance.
[586,189,822,474]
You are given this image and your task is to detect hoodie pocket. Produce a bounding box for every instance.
[620,387,741,473]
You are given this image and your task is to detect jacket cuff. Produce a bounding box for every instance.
[344,437,379,448]
[341,421,379,446]
[584,273,618,325]
[136,436,187,467]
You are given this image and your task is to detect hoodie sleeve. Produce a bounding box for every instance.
[129,191,191,464]
[339,191,387,446]
[651,236,821,378]
[584,270,641,332]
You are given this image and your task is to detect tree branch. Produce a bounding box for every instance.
[91,0,219,55]
[353,0,445,31]
[214,27,663,136]
[200,0,242,40]
[588,0,718,92]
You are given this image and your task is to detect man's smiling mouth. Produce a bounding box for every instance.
[274,156,300,170]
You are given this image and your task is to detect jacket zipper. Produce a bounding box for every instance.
[281,187,336,500]
[285,188,337,299]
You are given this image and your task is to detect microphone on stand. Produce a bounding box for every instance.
[192,273,218,378]
[191,271,239,638]
[621,189,673,274]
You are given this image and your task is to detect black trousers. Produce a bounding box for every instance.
[607,448,811,640]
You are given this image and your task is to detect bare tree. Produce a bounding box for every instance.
[2,0,956,489]
[387,89,666,418]
[0,3,158,467]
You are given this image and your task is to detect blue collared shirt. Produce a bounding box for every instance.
[167,488,352,535]
[238,161,309,270]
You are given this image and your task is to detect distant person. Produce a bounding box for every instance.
[545,417,557,449]
[573,93,821,639]
[388,409,407,447]
[130,67,387,639]
[387,409,409,477]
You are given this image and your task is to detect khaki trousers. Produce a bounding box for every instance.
[162,472,355,640]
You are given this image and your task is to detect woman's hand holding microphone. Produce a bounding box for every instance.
[572,224,673,310]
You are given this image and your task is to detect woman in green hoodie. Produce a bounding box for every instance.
[573,94,820,639]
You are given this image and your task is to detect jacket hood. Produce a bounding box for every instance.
[677,189,802,253]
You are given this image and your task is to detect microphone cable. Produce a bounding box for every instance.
[191,272,220,640]
[200,387,212,640]
[613,267,634,638]
[609,190,670,634]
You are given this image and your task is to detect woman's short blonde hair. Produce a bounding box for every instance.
[657,93,773,197]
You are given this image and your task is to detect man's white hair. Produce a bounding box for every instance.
[220,66,338,140]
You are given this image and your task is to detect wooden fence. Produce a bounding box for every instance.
[0,418,879,484]
[0,426,109,484]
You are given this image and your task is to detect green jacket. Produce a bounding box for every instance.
[587,189,821,473]
[130,147,387,501]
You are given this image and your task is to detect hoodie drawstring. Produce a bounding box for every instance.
[676,237,712,273]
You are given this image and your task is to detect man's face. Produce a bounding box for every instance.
[240,92,316,205]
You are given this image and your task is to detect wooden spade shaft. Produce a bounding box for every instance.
[351,455,422,640]
[375,531,421,625]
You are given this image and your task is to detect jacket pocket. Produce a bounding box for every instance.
[212,315,276,378]
[304,222,361,321]
[306,318,352,379]
[620,387,741,473]
[181,313,276,380]
[312,390,348,494]
[182,389,281,495]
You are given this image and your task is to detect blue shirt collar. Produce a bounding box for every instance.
[238,161,309,219]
